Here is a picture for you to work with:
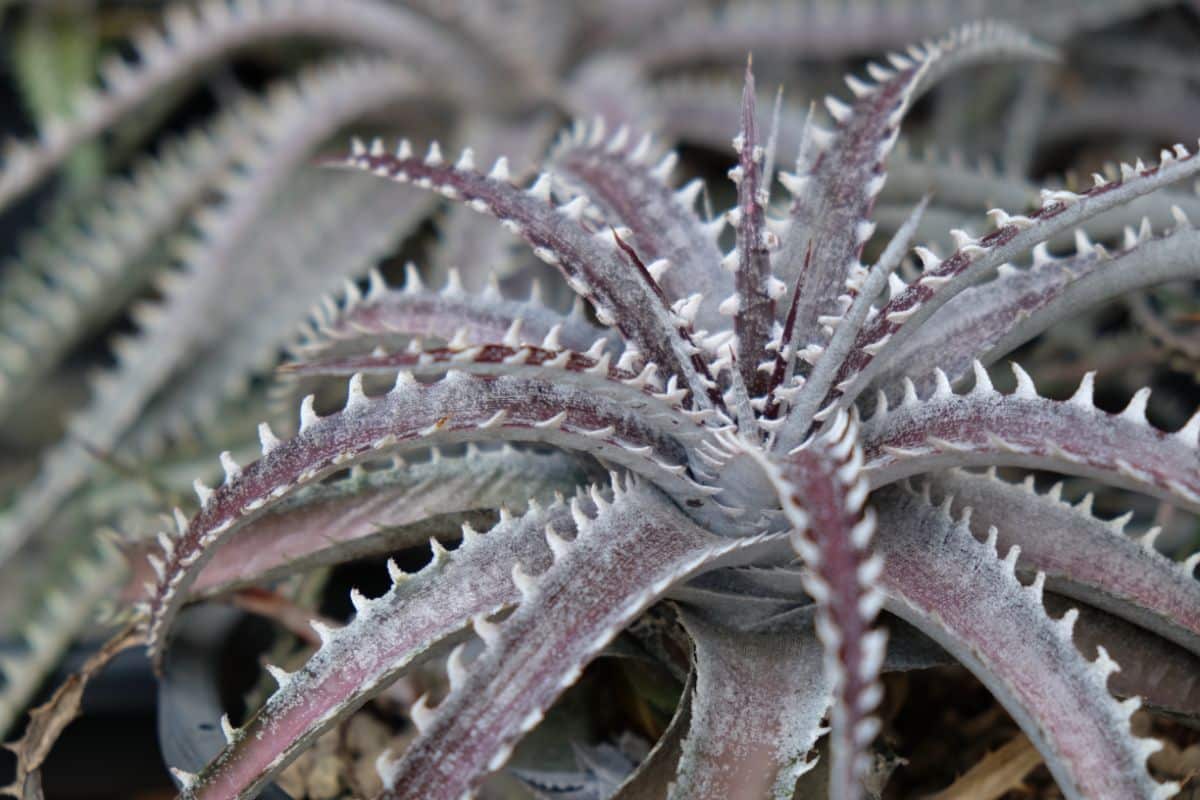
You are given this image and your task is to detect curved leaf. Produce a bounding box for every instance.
[860,362,1200,512]
[927,469,1200,656]
[874,484,1175,800]
[669,606,828,800]
[375,478,775,799]
[144,370,722,667]
[178,495,576,799]
[334,136,724,412]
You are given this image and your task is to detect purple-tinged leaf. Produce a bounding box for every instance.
[187,447,587,597]
[743,412,884,800]
[334,140,723,411]
[0,0,493,214]
[286,343,640,392]
[876,221,1200,396]
[430,114,559,290]
[292,267,611,363]
[836,142,1200,404]
[374,479,776,799]
[726,61,777,399]
[704,570,1200,718]
[669,607,829,800]
[774,196,928,448]
[278,343,718,467]
[775,22,1054,354]
[551,121,731,333]
[1047,594,1200,722]
[927,469,1200,656]
[874,485,1176,800]
[760,243,810,423]
[860,363,1200,513]
[144,371,721,667]
[180,495,576,800]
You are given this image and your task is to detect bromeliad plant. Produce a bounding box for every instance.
[3,4,1200,800]
[113,19,1200,800]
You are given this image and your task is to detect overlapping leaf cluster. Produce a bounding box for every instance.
[1,2,1199,799]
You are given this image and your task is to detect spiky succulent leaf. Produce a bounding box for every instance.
[874,485,1177,800]
[0,8,1195,800]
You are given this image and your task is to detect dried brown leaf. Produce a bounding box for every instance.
[0,623,143,799]
[926,733,1043,800]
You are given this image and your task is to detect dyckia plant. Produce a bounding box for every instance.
[100,19,1200,800]
[3,4,1200,800]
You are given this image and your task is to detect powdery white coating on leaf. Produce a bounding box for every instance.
[671,607,829,800]
[279,343,708,445]
[182,498,575,800]
[775,196,928,443]
[337,142,723,411]
[743,411,885,800]
[292,266,614,363]
[774,21,1054,369]
[874,485,1176,800]
[551,119,732,333]
[1056,598,1200,721]
[187,447,586,597]
[837,141,1200,403]
[859,363,1200,512]
[728,60,778,399]
[145,370,723,666]
[928,469,1200,657]
[25,10,1188,797]
[877,222,1200,395]
[375,479,778,799]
